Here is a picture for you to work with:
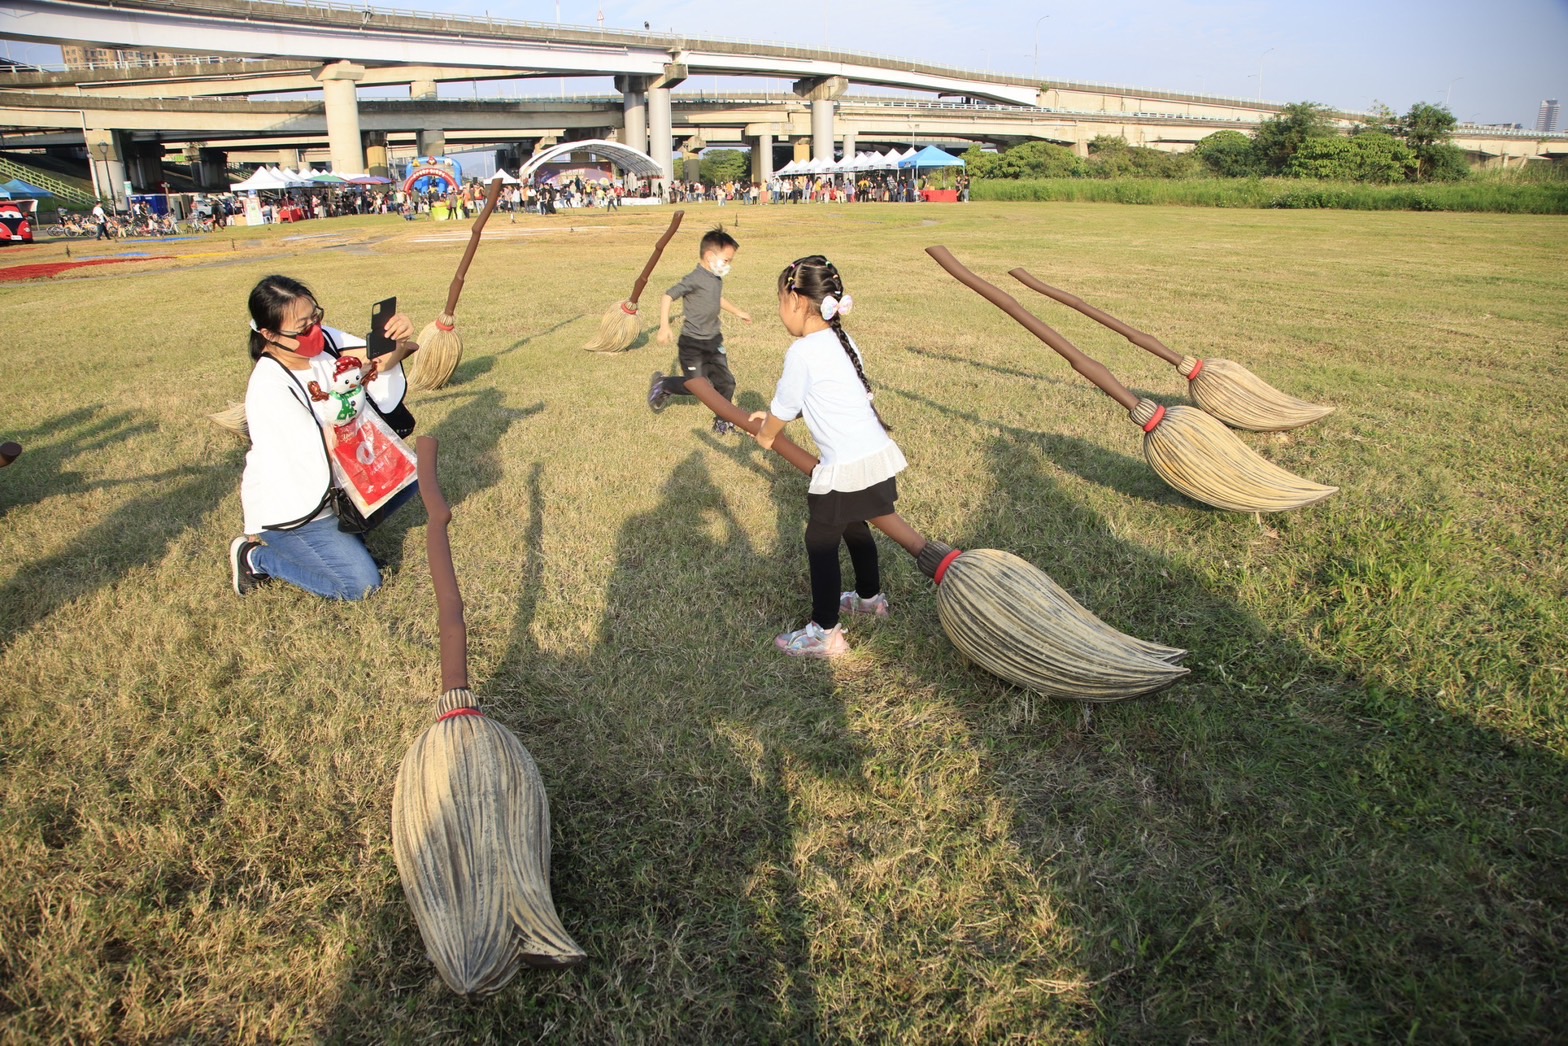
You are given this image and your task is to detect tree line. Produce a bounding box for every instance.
[962,101,1473,184]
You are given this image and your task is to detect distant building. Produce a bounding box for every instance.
[1535,99,1560,133]
[62,45,186,69]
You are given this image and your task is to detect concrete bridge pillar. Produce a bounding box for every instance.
[616,75,649,156]
[416,129,446,159]
[793,76,848,164]
[126,141,164,191]
[750,131,773,184]
[363,131,389,178]
[277,147,303,169]
[841,130,857,160]
[410,79,438,100]
[648,85,674,185]
[810,100,836,162]
[195,147,228,190]
[646,63,686,187]
[792,137,811,163]
[679,135,705,183]
[84,128,128,209]
[316,61,366,173]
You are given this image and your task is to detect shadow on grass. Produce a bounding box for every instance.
[916,429,1568,1040]
[370,391,544,573]
[901,343,1066,386]
[0,407,233,656]
[0,408,162,519]
[492,314,589,358]
[887,383,1185,507]
[328,451,857,1038]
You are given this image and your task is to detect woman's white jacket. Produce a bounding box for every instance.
[239,327,407,533]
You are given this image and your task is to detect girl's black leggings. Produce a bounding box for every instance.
[805,518,880,630]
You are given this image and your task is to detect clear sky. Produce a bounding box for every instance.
[6,0,1565,127]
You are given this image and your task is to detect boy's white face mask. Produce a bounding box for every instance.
[710,258,732,278]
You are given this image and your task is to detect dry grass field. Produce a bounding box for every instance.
[1,200,1564,1042]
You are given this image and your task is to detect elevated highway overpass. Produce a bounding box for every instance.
[3,0,1562,199]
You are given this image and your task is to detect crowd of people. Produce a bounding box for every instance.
[660,172,971,206]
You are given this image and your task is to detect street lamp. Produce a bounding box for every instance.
[1257,47,1275,101]
[1445,76,1463,109]
[1032,15,1050,82]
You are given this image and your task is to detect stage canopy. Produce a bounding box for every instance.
[518,139,663,182]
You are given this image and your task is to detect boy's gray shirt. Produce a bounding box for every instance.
[667,265,724,341]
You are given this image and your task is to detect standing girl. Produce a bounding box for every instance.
[749,256,907,658]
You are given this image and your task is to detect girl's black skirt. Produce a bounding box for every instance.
[807,477,899,528]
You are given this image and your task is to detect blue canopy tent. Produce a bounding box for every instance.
[1,178,54,199]
[896,145,966,201]
[896,146,966,170]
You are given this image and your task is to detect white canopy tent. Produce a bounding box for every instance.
[230,166,302,191]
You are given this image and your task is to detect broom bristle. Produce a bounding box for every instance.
[1134,401,1338,513]
[409,314,462,390]
[392,688,586,996]
[918,543,1189,703]
[1180,356,1335,432]
[207,401,250,440]
[582,300,642,352]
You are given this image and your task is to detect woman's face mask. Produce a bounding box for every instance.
[292,323,326,357]
[275,303,326,357]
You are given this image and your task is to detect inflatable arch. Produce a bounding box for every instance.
[404,165,461,194]
[518,140,665,183]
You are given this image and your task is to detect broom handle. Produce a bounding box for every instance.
[441,177,504,317]
[925,246,1139,412]
[683,378,820,475]
[1007,269,1182,366]
[627,209,685,306]
[681,378,929,557]
[416,436,468,693]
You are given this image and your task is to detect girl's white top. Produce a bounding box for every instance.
[769,327,907,495]
[240,326,407,533]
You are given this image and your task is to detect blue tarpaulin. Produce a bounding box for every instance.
[1,177,53,197]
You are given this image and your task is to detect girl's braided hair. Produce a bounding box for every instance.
[777,255,891,431]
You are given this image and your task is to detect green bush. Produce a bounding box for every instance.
[1195,130,1259,177]
[967,176,1568,213]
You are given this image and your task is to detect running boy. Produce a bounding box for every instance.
[647,226,752,433]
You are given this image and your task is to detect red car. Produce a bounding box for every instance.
[0,203,34,244]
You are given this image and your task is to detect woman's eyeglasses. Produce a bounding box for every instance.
[278,306,325,337]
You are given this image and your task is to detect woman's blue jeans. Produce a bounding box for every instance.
[251,483,417,600]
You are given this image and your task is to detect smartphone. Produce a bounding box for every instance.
[367,296,398,358]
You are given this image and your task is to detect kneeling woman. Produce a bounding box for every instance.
[230,274,420,600]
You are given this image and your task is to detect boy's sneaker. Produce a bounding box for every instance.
[839,591,890,618]
[229,536,268,596]
[774,621,849,659]
[712,418,734,436]
[647,371,671,413]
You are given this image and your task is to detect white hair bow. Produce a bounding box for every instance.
[820,294,854,321]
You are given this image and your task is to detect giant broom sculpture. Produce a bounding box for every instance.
[392,436,586,995]
[407,176,505,391]
[0,442,20,468]
[927,247,1337,514]
[682,378,1188,703]
[582,210,685,352]
[1007,269,1334,432]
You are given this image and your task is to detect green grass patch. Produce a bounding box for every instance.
[972,175,1568,213]
[1,203,1565,1041]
